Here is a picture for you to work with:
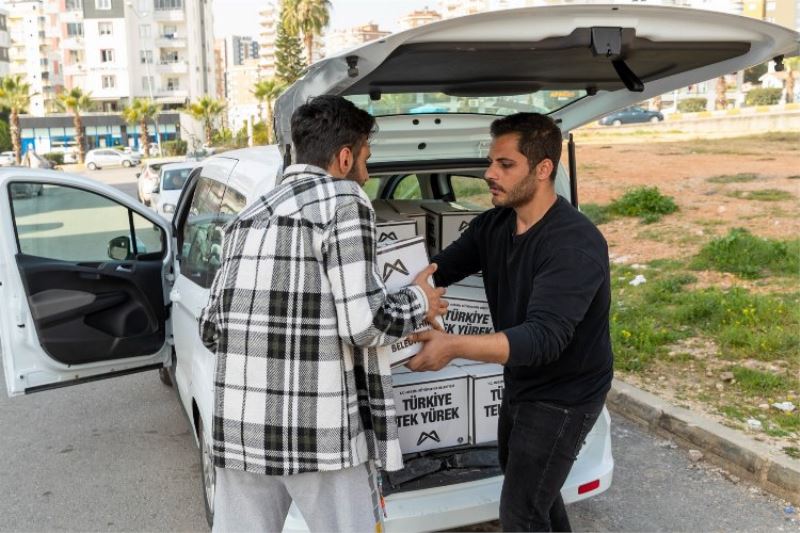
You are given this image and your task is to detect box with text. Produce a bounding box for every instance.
[465,363,505,445]
[422,202,485,255]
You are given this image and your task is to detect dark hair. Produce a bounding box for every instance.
[290,95,376,169]
[489,113,562,180]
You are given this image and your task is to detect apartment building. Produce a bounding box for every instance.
[225,57,259,132]
[0,8,10,77]
[258,2,278,78]
[325,22,390,56]
[398,9,441,30]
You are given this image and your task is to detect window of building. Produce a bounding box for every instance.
[99,22,113,35]
[161,24,177,38]
[0,48,9,62]
[102,75,116,88]
[95,0,112,10]
[66,0,83,10]
[100,49,114,63]
[154,0,183,10]
[66,22,84,37]
[0,15,7,32]
[166,77,179,90]
[139,24,151,38]
[137,0,148,11]
[142,76,154,92]
[140,50,153,64]
[161,50,179,63]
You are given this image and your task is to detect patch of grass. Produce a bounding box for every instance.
[719,405,747,422]
[706,173,760,184]
[731,366,796,396]
[787,175,800,180]
[580,203,613,225]
[690,228,800,279]
[608,186,678,224]
[725,189,794,202]
[784,447,800,459]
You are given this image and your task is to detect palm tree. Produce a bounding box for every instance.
[122,98,161,157]
[0,75,34,165]
[185,96,225,146]
[55,87,93,164]
[252,79,284,144]
[715,76,728,110]
[783,57,799,105]
[281,0,331,65]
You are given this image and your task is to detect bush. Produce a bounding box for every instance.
[677,98,707,113]
[608,186,678,223]
[43,152,64,165]
[690,228,799,279]
[745,87,782,106]
[162,140,187,156]
[0,119,11,152]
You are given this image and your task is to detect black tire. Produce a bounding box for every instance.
[158,367,173,387]
[123,160,132,168]
[87,162,97,170]
[198,416,215,528]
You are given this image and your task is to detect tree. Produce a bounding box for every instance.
[281,0,331,65]
[275,16,306,84]
[0,75,33,164]
[121,98,161,157]
[185,96,225,146]
[55,87,93,163]
[783,57,799,105]
[252,79,285,143]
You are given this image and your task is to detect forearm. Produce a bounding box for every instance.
[450,332,509,365]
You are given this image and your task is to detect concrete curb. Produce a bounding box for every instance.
[607,379,800,505]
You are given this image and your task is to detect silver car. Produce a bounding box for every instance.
[85,148,141,170]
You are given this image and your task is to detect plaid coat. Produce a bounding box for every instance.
[199,165,428,476]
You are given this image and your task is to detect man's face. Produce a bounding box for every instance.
[485,133,540,208]
[345,142,372,187]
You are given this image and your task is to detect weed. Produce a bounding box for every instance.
[690,228,800,279]
[706,173,759,184]
[726,189,794,201]
[580,203,613,225]
[787,175,800,180]
[731,366,796,396]
[784,447,800,459]
[608,186,678,224]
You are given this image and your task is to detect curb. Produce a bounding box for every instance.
[607,379,800,505]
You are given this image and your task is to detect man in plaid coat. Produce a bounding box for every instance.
[200,95,446,532]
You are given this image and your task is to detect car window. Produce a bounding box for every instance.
[179,177,228,288]
[391,175,422,200]
[161,168,192,191]
[8,182,164,262]
[449,175,491,209]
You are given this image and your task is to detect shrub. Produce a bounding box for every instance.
[677,98,707,113]
[580,203,613,225]
[43,152,64,165]
[690,228,800,279]
[162,140,187,156]
[745,87,782,106]
[608,186,678,223]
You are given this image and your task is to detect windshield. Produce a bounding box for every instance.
[345,90,586,116]
[161,168,192,190]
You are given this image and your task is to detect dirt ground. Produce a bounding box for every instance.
[569,130,800,454]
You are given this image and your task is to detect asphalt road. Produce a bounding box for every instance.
[0,165,797,532]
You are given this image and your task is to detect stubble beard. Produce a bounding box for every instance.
[491,173,537,209]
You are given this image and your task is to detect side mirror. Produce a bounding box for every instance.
[108,235,132,260]
[135,172,141,178]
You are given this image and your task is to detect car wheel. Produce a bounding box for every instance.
[87,162,97,170]
[198,416,215,528]
[122,160,132,168]
[612,119,622,126]
[650,116,660,123]
[158,367,173,387]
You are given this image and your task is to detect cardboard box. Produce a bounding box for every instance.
[386,200,441,240]
[422,202,485,255]
[372,200,418,245]
[392,366,470,453]
[443,284,494,336]
[375,236,439,366]
[464,364,505,444]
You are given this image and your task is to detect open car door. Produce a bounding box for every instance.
[0,169,173,396]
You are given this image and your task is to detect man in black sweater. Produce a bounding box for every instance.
[407,113,613,532]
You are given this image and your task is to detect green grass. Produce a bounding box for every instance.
[690,228,800,279]
[731,366,798,395]
[784,447,800,459]
[725,189,795,202]
[607,187,678,224]
[706,173,760,184]
[580,203,613,225]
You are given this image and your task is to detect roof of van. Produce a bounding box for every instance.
[209,145,284,202]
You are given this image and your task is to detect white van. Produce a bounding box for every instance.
[0,5,795,531]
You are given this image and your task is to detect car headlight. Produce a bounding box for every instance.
[162,203,176,214]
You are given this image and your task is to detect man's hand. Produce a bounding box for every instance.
[405,329,456,372]
[413,263,448,331]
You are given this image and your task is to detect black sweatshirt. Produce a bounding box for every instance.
[433,196,613,406]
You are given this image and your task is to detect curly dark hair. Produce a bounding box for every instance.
[490,113,562,180]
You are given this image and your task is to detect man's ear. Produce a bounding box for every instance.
[336,146,354,176]
[536,159,554,181]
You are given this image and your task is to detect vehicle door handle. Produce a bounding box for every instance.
[116,264,134,273]
[170,288,182,303]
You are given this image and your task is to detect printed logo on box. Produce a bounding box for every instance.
[382,259,410,282]
[379,231,399,243]
[416,430,441,446]
[458,220,470,232]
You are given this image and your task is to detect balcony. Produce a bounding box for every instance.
[156,35,186,48]
[62,36,83,49]
[63,63,86,76]
[157,60,188,74]
[153,9,185,22]
[157,88,188,99]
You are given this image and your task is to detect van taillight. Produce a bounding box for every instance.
[578,480,600,494]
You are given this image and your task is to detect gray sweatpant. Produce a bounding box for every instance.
[212,462,383,533]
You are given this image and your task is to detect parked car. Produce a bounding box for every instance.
[136,158,184,206]
[598,106,664,126]
[150,161,199,218]
[0,151,16,166]
[85,148,141,170]
[0,5,795,532]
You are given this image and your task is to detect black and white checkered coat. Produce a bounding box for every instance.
[199,165,428,475]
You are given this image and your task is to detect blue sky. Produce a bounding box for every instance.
[212,0,435,39]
